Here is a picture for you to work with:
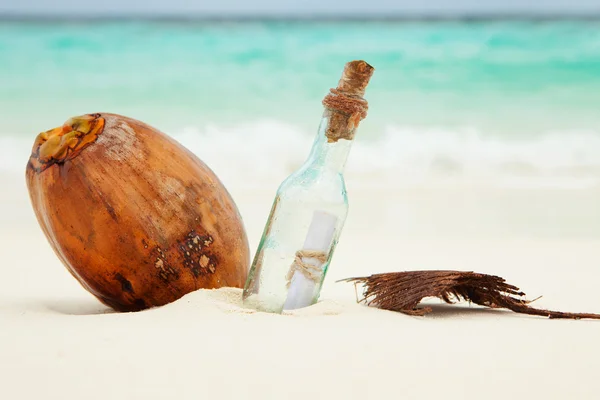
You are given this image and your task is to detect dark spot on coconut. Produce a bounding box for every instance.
[133,298,147,309]
[178,230,217,277]
[104,202,118,222]
[152,247,180,282]
[114,273,134,293]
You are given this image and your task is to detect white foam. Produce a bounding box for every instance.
[174,121,600,189]
[1,136,33,174]
[5,120,600,189]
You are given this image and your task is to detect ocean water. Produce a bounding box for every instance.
[1,19,600,187]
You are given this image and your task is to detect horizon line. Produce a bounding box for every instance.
[2,12,600,22]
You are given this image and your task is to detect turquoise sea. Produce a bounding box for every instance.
[1,19,600,186]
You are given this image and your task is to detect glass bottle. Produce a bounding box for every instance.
[243,60,374,313]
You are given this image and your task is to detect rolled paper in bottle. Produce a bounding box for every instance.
[283,211,337,310]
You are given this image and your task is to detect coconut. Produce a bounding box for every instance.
[26,113,249,311]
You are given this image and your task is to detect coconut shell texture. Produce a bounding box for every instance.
[26,113,249,311]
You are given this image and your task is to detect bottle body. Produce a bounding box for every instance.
[242,59,374,313]
[243,118,350,313]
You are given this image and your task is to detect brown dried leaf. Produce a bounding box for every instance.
[342,271,600,320]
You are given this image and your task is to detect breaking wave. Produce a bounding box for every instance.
[4,120,600,189]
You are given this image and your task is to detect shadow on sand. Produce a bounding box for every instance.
[44,298,114,316]
[421,302,513,319]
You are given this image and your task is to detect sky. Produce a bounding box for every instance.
[1,0,599,16]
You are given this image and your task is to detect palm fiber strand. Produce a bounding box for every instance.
[343,271,600,319]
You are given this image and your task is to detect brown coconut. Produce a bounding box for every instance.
[26,113,249,311]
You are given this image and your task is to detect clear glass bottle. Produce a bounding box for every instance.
[243,60,374,313]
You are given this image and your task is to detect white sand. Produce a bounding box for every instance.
[2,172,600,399]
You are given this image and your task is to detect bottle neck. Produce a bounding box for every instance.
[305,110,354,174]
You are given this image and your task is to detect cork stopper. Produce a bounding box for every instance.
[335,60,374,97]
[322,60,374,142]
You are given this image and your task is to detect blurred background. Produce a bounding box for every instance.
[2,1,600,240]
[2,4,600,399]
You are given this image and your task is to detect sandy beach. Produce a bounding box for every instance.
[3,169,600,399]
[2,14,600,399]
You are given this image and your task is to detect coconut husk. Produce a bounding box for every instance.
[342,271,600,319]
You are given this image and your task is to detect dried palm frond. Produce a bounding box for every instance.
[342,271,600,319]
